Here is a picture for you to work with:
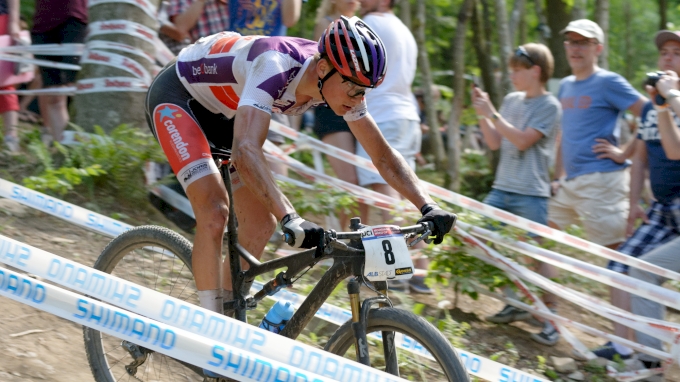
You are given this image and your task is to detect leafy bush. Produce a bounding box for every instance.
[23,125,165,206]
[279,181,359,219]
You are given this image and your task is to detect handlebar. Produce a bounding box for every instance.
[283,221,434,247]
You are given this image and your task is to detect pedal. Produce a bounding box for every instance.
[121,341,150,376]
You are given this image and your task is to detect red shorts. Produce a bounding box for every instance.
[0,14,19,113]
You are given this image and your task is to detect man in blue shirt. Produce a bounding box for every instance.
[548,19,647,356]
[592,32,680,372]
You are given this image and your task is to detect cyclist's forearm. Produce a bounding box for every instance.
[232,142,295,220]
[377,147,433,209]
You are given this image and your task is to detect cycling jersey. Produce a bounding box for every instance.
[175,32,367,122]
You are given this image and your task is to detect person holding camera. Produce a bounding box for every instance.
[547,19,647,357]
[600,31,680,375]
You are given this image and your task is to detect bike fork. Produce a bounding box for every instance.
[347,279,400,376]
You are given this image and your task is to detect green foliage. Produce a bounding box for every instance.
[22,125,164,206]
[459,149,494,201]
[279,181,359,219]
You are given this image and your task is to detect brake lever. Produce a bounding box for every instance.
[408,228,433,247]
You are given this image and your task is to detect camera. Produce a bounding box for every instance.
[645,71,666,88]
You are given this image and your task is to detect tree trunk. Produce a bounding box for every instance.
[546,0,571,78]
[533,0,550,45]
[414,0,446,169]
[508,0,526,47]
[595,0,609,69]
[571,0,587,20]
[659,0,667,31]
[471,1,499,107]
[494,0,513,95]
[480,0,501,106]
[73,3,159,133]
[446,0,475,191]
[624,0,632,79]
[519,5,527,45]
[399,0,412,30]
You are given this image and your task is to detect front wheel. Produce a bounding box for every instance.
[82,226,205,382]
[325,308,470,381]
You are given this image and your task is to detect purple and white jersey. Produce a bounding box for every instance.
[175,32,368,121]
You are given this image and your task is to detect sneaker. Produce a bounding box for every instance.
[3,136,19,153]
[485,305,532,324]
[591,341,633,361]
[530,324,560,346]
[409,276,434,294]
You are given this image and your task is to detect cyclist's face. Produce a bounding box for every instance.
[324,70,369,115]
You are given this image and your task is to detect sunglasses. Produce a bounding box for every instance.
[339,73,372,98]
[515,46,536,66]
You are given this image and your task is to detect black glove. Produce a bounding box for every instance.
[281,213,324,249]
[417,203,457,244]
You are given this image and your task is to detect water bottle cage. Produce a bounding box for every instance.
[260,317,288,334]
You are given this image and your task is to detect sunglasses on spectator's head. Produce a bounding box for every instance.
[515,46,535,66]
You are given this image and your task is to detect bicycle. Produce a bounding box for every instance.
[83,155,469,382]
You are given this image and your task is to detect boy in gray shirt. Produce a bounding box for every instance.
[472,43,561,345]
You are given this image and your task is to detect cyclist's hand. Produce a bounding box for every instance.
[281,213,324,249]
[417,203,457,245]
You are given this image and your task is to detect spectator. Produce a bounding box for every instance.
[473,43,562,346]
[357,0,430,294]
[229,0,301,36]
[31,0,87,144]
[548,19,647,357]
[0,0,19,152]
[159,0,229,55]
[312,0,360,230]
[595,32,680,372]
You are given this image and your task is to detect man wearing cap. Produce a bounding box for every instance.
[548,19,647,355]
[593,31,680,373]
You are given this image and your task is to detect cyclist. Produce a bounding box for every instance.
[144,15,456,323]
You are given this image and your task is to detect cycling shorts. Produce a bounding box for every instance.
[145,60,239,191]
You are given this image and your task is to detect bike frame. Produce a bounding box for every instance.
[220,163,366,339]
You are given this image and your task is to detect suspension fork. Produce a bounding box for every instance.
[375,281,399,376]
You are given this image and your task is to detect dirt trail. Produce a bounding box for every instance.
[1,208,679,381]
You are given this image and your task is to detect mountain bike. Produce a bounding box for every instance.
[82,155,469,382]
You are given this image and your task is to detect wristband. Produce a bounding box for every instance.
[420,203,440,215]
[280,213,300,226]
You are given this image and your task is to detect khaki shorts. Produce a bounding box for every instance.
[548,170,629,246]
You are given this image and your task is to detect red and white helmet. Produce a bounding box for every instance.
[318,16,387,88]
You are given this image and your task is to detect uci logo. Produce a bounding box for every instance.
[361,230,373,238]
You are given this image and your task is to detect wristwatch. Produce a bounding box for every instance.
[667,89,680,100]
[489,112,500,120]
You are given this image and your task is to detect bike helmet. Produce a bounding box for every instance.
[318,16,387,88]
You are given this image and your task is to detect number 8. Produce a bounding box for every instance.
[382,240,395,265]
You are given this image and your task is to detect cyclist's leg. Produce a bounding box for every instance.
[146,62,226,314]
[221,179,277,292]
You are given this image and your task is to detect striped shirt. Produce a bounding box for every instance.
[493,92,561,197]
[163,0,229,55]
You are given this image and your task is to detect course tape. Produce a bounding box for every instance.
[0,265,337,382]
[252,282,549,382]
[0,177,552,381]
[0,43,84,55]
[80,49,152,84]
[89,0,158,21]
[88,20,158,46]
[454,226,680,365]
[0,234,408,382]
[86,40,155,65]
[267,122,680,282]
[0,178,133,237]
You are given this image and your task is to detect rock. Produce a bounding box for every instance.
[551,356,577,373]
[438,300,454,310]
[0,199,29,217]
[586,358,609,368]
[567,371,585,381]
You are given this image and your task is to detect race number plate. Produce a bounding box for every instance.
[360,225,414,281]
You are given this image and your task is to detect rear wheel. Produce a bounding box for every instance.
[325,307,470,381]
[82,225,205,381]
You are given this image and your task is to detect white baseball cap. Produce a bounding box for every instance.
[560,19,604,43]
